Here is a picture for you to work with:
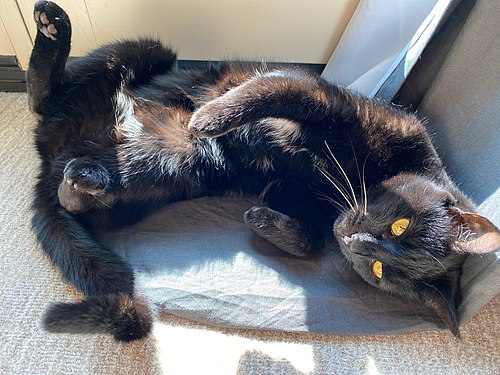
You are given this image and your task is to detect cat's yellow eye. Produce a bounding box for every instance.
[372,260,383,279]
[391,218,410,236]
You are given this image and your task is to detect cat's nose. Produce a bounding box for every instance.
[343,235,354,246]
[342,233,378,247]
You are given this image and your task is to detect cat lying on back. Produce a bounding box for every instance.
[28,1,500,341]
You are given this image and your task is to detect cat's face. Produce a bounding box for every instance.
[333,173,500,335]
[334,174,459,292]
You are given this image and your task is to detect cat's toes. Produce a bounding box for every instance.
[244,206,278,228]
[188,99,236,138]
[63,157,110,196]
[244,206,298,232]
[58,157,115,213]
[33,1,70,41]
[58,180,115,214]
[244,206,312,257]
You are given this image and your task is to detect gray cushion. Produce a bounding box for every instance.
[100,0,498,335]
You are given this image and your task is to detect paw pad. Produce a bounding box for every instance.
[34,10,58,40]
[33,1,68,41]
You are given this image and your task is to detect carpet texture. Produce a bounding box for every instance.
[0,91,499,374]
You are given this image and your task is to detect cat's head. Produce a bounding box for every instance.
[333,173,500,336]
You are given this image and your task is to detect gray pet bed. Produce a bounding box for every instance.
[101,0,499,335]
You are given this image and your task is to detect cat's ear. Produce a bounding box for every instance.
[419,276,460,337]
[449,207,500,254]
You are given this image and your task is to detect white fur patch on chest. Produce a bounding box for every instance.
[114,90,143,139]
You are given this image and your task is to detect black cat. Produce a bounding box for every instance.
[28,1,499,341]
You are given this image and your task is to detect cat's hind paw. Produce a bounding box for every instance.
[33,1,70,42]
[63,157,110,196]
[58,158,113,213]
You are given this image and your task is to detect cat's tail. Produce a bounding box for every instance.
[188,69,356,138]
[43,293,153,341]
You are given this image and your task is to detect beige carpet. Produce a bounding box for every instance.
[0,91,498,374]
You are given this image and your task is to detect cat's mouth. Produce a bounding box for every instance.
[342,233,378,246]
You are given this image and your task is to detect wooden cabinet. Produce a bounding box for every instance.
[0,20,15,56]
[2,0,358,70]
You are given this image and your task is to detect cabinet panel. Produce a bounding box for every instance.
[85,0,358,64]
[9,0,358,69]
[0,19,15,56]
[0,0,32,69]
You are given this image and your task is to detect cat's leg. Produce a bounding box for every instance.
[58,157,115,213]
[244,206,321,257]
[33,173,152,341]
[246,179,331,257]
[28,2,177,117]
[188,69,342,137]
[27,1,72,116]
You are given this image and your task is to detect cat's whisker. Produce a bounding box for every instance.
[396,279,423,320]
[314,188,347,208]
[315,190,346,212]
[321,169,355,208]
[362,154,369,216]
[317,168,355,212]
[324,141,359,210]
[317,197,344,212]
[93,195,112,209]
[339,255,352,274]
[313,160,354,206]
[349,138,364,215]
[348,139,370,216]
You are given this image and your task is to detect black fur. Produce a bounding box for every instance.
[28,1,500,340]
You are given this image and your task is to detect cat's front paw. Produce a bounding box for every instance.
[33,1,70,42]
[244,206,314,257]
[188,101,232,138]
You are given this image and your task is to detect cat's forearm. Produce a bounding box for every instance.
[189,69,342,137]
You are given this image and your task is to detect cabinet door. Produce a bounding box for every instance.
[0,0,33,69]
[8,0,358,69]
[83,0,358,64]
[0,20,15,56]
